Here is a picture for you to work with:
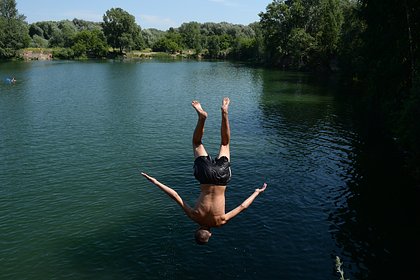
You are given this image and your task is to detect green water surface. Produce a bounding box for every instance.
[0,60,416,280]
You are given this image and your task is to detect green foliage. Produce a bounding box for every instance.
[179,22,202,50]
[166,28,183,48]
[257,0,420,171]
[151,28,183,53]
[152,37,180,53]
[52,47,74,59]
[259,0,344,69]
[151,22,258,58]
[1,4,260,60]
[47,21,78,48]
[207,35,221,58]
[30,34,48,48]
[248,22,265,62]
[0,0,30,58]
[287,28,316,68]
[259,0,294,63]
[337,0,366,79]
[71,29,108,58]
[229,22,265,62]
[32,21,57,40]
[357,0,420,172]
[72,18,102,31]
[29,24,43,38]
[142,28,165,48]
[28,19,106,52]
[102,8,144,53]
[314,0,344,66]
[230,37,257,60]
[0,0,17,18]
[58,20,78,47]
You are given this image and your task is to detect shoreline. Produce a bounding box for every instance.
[14,48,201,61]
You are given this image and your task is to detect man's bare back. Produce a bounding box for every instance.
[141,98,267,244]
[192,185,227,227]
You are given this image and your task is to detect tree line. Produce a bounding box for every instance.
[1,0,418,73]
[0,0,361,66]
[1,0,419,172]
[0,1,261,60]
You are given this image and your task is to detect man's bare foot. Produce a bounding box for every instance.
[221,97,230,113]
[192,100,208,119]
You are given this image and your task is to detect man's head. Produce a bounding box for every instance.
[195,227,212,245]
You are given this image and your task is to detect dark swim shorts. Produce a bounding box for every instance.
[193,155,231,185]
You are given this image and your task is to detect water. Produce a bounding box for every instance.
[0,60,417,280]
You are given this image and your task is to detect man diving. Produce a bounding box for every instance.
[141,97,267,244]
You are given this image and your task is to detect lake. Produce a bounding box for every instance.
[0,60,418,279]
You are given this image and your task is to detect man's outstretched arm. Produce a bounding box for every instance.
[223,183,267,223]
[141,172,195,219]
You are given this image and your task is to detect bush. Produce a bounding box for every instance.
[52,47,74,59]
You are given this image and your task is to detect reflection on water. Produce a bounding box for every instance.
[0,61,418,280]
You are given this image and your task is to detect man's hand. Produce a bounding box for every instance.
[223,182,268,223]
[255,183,267,193]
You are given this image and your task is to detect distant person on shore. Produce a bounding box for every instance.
[141,97,267,244]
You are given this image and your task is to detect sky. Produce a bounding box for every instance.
[17,0,273,31]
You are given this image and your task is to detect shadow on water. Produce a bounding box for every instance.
[329,122,420,280]
[257,69,355,279]
[258,69,420,279]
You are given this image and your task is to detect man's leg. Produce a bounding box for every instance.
[192,100,208,159]
[218,97,230,160]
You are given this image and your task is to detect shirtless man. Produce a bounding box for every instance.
[141,98,267,244]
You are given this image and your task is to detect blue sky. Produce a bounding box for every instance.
[17,0,272,30]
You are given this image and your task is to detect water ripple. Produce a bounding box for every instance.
[0,61,364,280]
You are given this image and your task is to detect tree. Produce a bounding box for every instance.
[30,34,48,48]
[46,20,78,48]
[207,35,221,58]
[151,28,182,53]
[72,18,102,31]
[338,0,366,79]
[58,20,77,47]
[0,0,17,18]
[179,22,202,50]
[102,8,144,53]
[166,28,183,48]
[357,0,420,169]
[72,29,108,58]
[314,0,344,68]
[230,37,255,60]
[0,0,30,58]
[29,23,44,38]
[142,28,165,48]
[259,0,345,69]
[48,25,64,47]
[287,27,316,68]
[259,0,304,65]
[32,21,57,40]
[249,22,266,62]
[152,37,180,53]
